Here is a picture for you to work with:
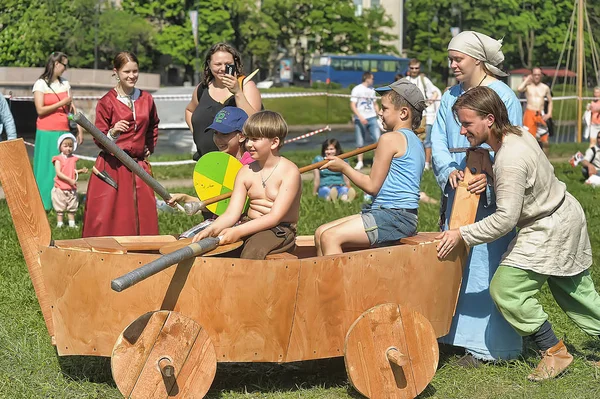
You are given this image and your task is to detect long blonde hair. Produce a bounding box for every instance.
[452,86,522,142]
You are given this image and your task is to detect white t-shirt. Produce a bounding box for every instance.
[350,84,377,120]
[405,75,440,125]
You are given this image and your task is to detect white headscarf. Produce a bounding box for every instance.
[448,31,508,77]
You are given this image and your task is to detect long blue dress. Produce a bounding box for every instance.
[431,80,523,360]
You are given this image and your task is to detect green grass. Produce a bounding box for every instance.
[2,145,600,398]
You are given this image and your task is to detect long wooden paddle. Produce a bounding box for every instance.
[189,142,379,211]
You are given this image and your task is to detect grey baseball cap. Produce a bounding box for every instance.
[375,78,427,113]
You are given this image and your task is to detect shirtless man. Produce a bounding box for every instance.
[518,67,553,154]
[193,110,301,260]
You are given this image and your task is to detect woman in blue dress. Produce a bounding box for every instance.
[431,31,523,364]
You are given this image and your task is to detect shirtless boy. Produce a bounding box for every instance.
[518,67,553,154]
[193,111,301,260]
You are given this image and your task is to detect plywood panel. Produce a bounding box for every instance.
[114,235,177,251]
[41,247,300,362]
[0,139,54,337]
[83,238,127,254]
[54,239,92,252]
[286,241,466,362]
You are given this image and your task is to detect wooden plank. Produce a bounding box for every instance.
[114,235,177,251]
[265,252,298,260]
[286,242,466,362]
[449,149,487,229]
[0,139,54,337]
[399,232,440,245]
[159,238,242,257]
[83,238,127,254]
[41,248,300,362]
[53,239,92,252]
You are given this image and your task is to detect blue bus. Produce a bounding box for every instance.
[310,54,410,88]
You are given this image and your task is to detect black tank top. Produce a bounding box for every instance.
[191,84,236,159]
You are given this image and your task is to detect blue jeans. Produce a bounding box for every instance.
[354,117,381,147]
[424,124,433,149]
[318,185,349,199]
[360,205,418,246]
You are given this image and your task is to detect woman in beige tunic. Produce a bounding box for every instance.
[437,86,600,382]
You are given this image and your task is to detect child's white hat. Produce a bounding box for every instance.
[57,133,77,152]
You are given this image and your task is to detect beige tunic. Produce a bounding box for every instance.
[460,130,592,276]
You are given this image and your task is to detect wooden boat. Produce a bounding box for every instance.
[0,138,481,399]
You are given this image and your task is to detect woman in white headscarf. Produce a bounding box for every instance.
[431,31,523,364]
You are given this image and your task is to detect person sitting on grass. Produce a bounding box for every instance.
[314,79,426,256]
[192,110,301,260]
[581,130,600,179]
[312,138,356,202]
[170,106,253,207]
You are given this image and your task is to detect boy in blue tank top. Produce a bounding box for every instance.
[315,79,426,255]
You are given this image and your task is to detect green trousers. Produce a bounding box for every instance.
[490,265,600,336]
[33,130,64,211]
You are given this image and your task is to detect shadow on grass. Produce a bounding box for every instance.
[57,353,116,386]
[204,356,439,398]
[206,358,351,397]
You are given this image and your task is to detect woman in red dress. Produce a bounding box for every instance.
[82,51,160,237]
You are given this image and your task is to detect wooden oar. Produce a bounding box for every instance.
[191,142,378,211]
[72,112,185,212]
[111,237,243,292]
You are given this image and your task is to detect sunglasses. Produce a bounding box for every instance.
[58,61,68,69]
[409,67,420,70]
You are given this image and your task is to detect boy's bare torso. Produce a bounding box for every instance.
[242,157,301,223]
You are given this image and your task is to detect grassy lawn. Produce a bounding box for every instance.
[1,144,600,398]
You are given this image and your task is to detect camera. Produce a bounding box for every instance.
[225,64,235,75]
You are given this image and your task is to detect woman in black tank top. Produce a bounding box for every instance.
[185,43,262,160]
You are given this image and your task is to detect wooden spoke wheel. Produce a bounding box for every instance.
[344,303,439,399]
[112,310,217,399]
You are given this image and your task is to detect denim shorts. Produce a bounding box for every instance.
[360,205,418,246]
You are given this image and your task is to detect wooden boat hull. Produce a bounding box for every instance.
[41,236,465,362]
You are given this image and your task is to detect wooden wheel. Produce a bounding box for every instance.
[112,310,217,399]
[344,303,438,399]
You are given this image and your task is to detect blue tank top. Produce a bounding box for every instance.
[372,129,425,209]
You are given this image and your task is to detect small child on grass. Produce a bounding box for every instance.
[315,79,426,255]
[51,133,88,228]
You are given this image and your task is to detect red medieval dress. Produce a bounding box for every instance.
[82,88,160,237]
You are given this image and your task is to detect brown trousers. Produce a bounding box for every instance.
[240,224,297,260]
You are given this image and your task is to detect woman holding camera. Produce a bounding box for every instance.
[32,51,84,211]
[185,42,261,160]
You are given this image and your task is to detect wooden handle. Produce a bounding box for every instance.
[386,347,408,367]
[158,357,175,377]
[198,142,378,208]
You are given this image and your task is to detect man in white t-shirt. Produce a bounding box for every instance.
[350,72,380,170]
[404,59,440,170]
[581,131,600,178]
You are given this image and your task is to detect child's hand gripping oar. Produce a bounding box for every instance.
[111,237,243,292]
[71,112,185,212]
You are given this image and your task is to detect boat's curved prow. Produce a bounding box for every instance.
[0,139,54,336]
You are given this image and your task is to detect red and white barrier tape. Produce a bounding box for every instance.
[22,125,332,165]
[3,93,593,102]
[283,126,330,144]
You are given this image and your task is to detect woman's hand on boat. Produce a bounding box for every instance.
[467,173,487,195]
[435,229,463,259]
[448,169,464,189]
